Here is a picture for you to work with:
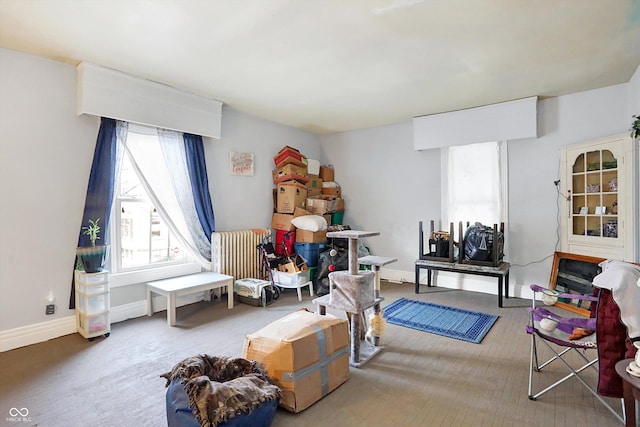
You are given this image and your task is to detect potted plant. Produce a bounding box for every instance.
[76,218,109,273]
[631,114,640,140]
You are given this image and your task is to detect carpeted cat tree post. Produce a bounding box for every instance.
[358,255,397,345]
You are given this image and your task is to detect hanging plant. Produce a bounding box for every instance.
[631,114,640,139]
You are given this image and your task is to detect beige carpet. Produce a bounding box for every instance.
[0,281,624,427]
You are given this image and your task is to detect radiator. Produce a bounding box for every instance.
[211,228,271,280]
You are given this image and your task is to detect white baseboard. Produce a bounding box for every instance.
[0,292,209,352]
[110,300,147,324]
[0,316,76,353]
[380,267,533,300]
[110,292,206,323]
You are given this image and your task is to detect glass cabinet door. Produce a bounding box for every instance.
[570,149,618,239]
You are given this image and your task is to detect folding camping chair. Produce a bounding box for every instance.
[526,253,624,423]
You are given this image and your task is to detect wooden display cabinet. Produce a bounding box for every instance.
[561,133,635,261]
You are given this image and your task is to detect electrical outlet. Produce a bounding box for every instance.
[45,304,55,315]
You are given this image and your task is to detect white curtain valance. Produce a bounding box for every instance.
[413,96,538,150]
[77,62,222,139]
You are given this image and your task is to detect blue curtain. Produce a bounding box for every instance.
[69,117,125,309]
[183,133,215,240]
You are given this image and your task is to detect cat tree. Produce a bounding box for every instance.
[313,230,395,367]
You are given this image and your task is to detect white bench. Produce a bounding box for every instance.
[147,272,234,326]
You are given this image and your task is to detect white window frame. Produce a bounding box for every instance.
[441,140,509,259]
[108,125,201,288]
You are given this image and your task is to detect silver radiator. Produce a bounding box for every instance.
[211,229,271,280]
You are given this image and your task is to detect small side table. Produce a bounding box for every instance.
[147,272,233,326]
[615,358,640,427]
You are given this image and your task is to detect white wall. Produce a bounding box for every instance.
[321,83,633,298]
[320,123,440,280]
[1,46,636,350]
[630,65,640,117]
[0,48,99,333]
[206,107,321,231]
[507,84,630,288]
[0,49,321,349]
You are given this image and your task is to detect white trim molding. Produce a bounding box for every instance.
[0,316,76,353]
[413,96,537,150]
[0,292,209,352]
[77,62,223,138]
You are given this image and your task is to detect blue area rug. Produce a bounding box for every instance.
[383,298,499,344]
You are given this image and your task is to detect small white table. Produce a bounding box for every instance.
[147,272,234,326]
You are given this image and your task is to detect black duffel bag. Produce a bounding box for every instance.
[463,222,504,261]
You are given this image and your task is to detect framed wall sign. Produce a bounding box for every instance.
[230,152,254,176]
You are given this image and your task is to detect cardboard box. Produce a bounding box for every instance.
[273,164,309,184]
[296,229,327,243]
[319,166,334,182]
[306,176,323,191]
[294,207,312,216]
[271,207,310,231]
[277,181,307,213]
[306,176,323,197]
[307,187,322,198]
[277,254,308,273]
[272,213,296,231]
[243,309,350,413]
[274,146,306,168]
[321,182,341,197]
[306,195,338,215]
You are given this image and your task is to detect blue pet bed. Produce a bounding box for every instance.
[166,379,278,427]
[162,355,280,427]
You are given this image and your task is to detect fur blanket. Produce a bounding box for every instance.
[161,354,281,427]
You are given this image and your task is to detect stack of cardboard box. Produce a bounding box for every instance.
[272,146,309,255]
[318,165,345,225]
[305,166,344,220]
[271,147,346,267]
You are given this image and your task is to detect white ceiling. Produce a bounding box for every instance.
[1,0,639,134]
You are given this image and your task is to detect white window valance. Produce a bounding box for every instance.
[76,62,222,139]
[413,96,538,150]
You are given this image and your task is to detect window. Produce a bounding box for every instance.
[442,140,507,230]
[109,127,200,285]
[115,149,186,271]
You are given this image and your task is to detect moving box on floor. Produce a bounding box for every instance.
[242,308,350,413]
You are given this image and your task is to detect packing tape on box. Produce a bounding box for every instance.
[279,324,348,397]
